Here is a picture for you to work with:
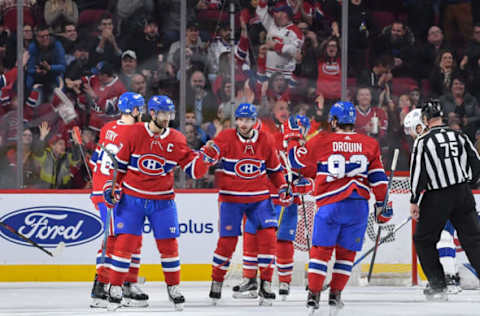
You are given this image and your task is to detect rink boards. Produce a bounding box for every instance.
[0,190,477,282]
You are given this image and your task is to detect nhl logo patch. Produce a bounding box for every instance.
[117,222,124,229]
[225,225,232,231]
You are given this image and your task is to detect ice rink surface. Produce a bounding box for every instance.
[0,282,479,316]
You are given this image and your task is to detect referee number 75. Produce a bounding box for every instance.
[439,141,459,158]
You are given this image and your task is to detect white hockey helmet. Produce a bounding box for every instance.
[403,109,426,138]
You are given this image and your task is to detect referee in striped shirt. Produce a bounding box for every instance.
[410,99,480,300]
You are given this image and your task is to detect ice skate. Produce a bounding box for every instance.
[279,282,290,301]
[122,282,149,307]
[306,290,320,316]
[90,276,108,308]
[423,286,448,301]
[232,278,258,299]
[445,274,462,294]
[167,285,185,311]
[209,280,223,305]
[107,285,123,311]
[258,279,275,306]
[328,290,344,316]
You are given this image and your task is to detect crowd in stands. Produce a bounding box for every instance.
[1,0,480,189]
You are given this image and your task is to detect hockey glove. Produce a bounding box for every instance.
[103,181,121,208]
[200,141,220,165]
[375,201,393,225]
[292,177,314,195]
[278,184,294,207]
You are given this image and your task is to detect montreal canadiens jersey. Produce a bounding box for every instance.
[115,123,209,200]
[289,131,388,207]
[89,120,132,205]
[256,2,303,79]
[213,128,286,203]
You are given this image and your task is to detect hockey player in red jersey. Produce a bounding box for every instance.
[89,91,146,308]
[201,103,291,306]
[288,101,392,315]
[103,95,213,311]
[232,113,314,300]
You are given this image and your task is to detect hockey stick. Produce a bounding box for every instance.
[367,148,400,283]
[73,126,92,181]
[0,221,65,257]
[279,151,311,251]
[99,144,119,265]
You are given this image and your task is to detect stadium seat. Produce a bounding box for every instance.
[391,77,418,96]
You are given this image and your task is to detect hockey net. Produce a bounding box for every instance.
[225,176,418,288]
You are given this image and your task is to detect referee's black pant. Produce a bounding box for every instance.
[413,183,480,289]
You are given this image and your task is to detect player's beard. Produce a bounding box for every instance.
[153,117,169,130]
[237,125,254,139]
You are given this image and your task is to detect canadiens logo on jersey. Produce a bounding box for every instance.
[137,154,166,175]
[234,159,263,179]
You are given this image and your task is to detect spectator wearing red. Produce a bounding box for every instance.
[77,61,127,132]
[316,36,341,107]
[354,86,388,142]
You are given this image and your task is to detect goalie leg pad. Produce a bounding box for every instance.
[276,240,294,284]
[109,234,141,286]
[308,246,334,293]
[437,230,456,276]
[126,236,143,283]
[212,236,238,282]
[156,238,180,286]
[243,232,258,279]
[257,227,277,282]
[330,245,356,292]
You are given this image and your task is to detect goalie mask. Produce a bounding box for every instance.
[403,109,426,138]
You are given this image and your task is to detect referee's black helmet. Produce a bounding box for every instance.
[421,99,443,120]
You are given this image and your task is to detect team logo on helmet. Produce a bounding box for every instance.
[137,154,166,176]
[234,159,263,179]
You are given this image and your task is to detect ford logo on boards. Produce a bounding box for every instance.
[0,206,103,248]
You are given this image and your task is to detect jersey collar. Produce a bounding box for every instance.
[145,122,170,139]
[236,128,259,143]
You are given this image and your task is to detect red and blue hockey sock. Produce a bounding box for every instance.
[109,234,141,286]
[242,232,258,279]
[330,245,356,292]
[277,240,294,284]
[212,236,238,282]
[257,227,276,281]
[96,235,116,284]
[126,236,143,283]
[156,238,180,286]
[308,246,334,293]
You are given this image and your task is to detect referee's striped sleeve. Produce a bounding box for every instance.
[463,133,480,184]
[410,136,428,204]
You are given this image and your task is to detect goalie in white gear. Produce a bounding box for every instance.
[403,109,462,294]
